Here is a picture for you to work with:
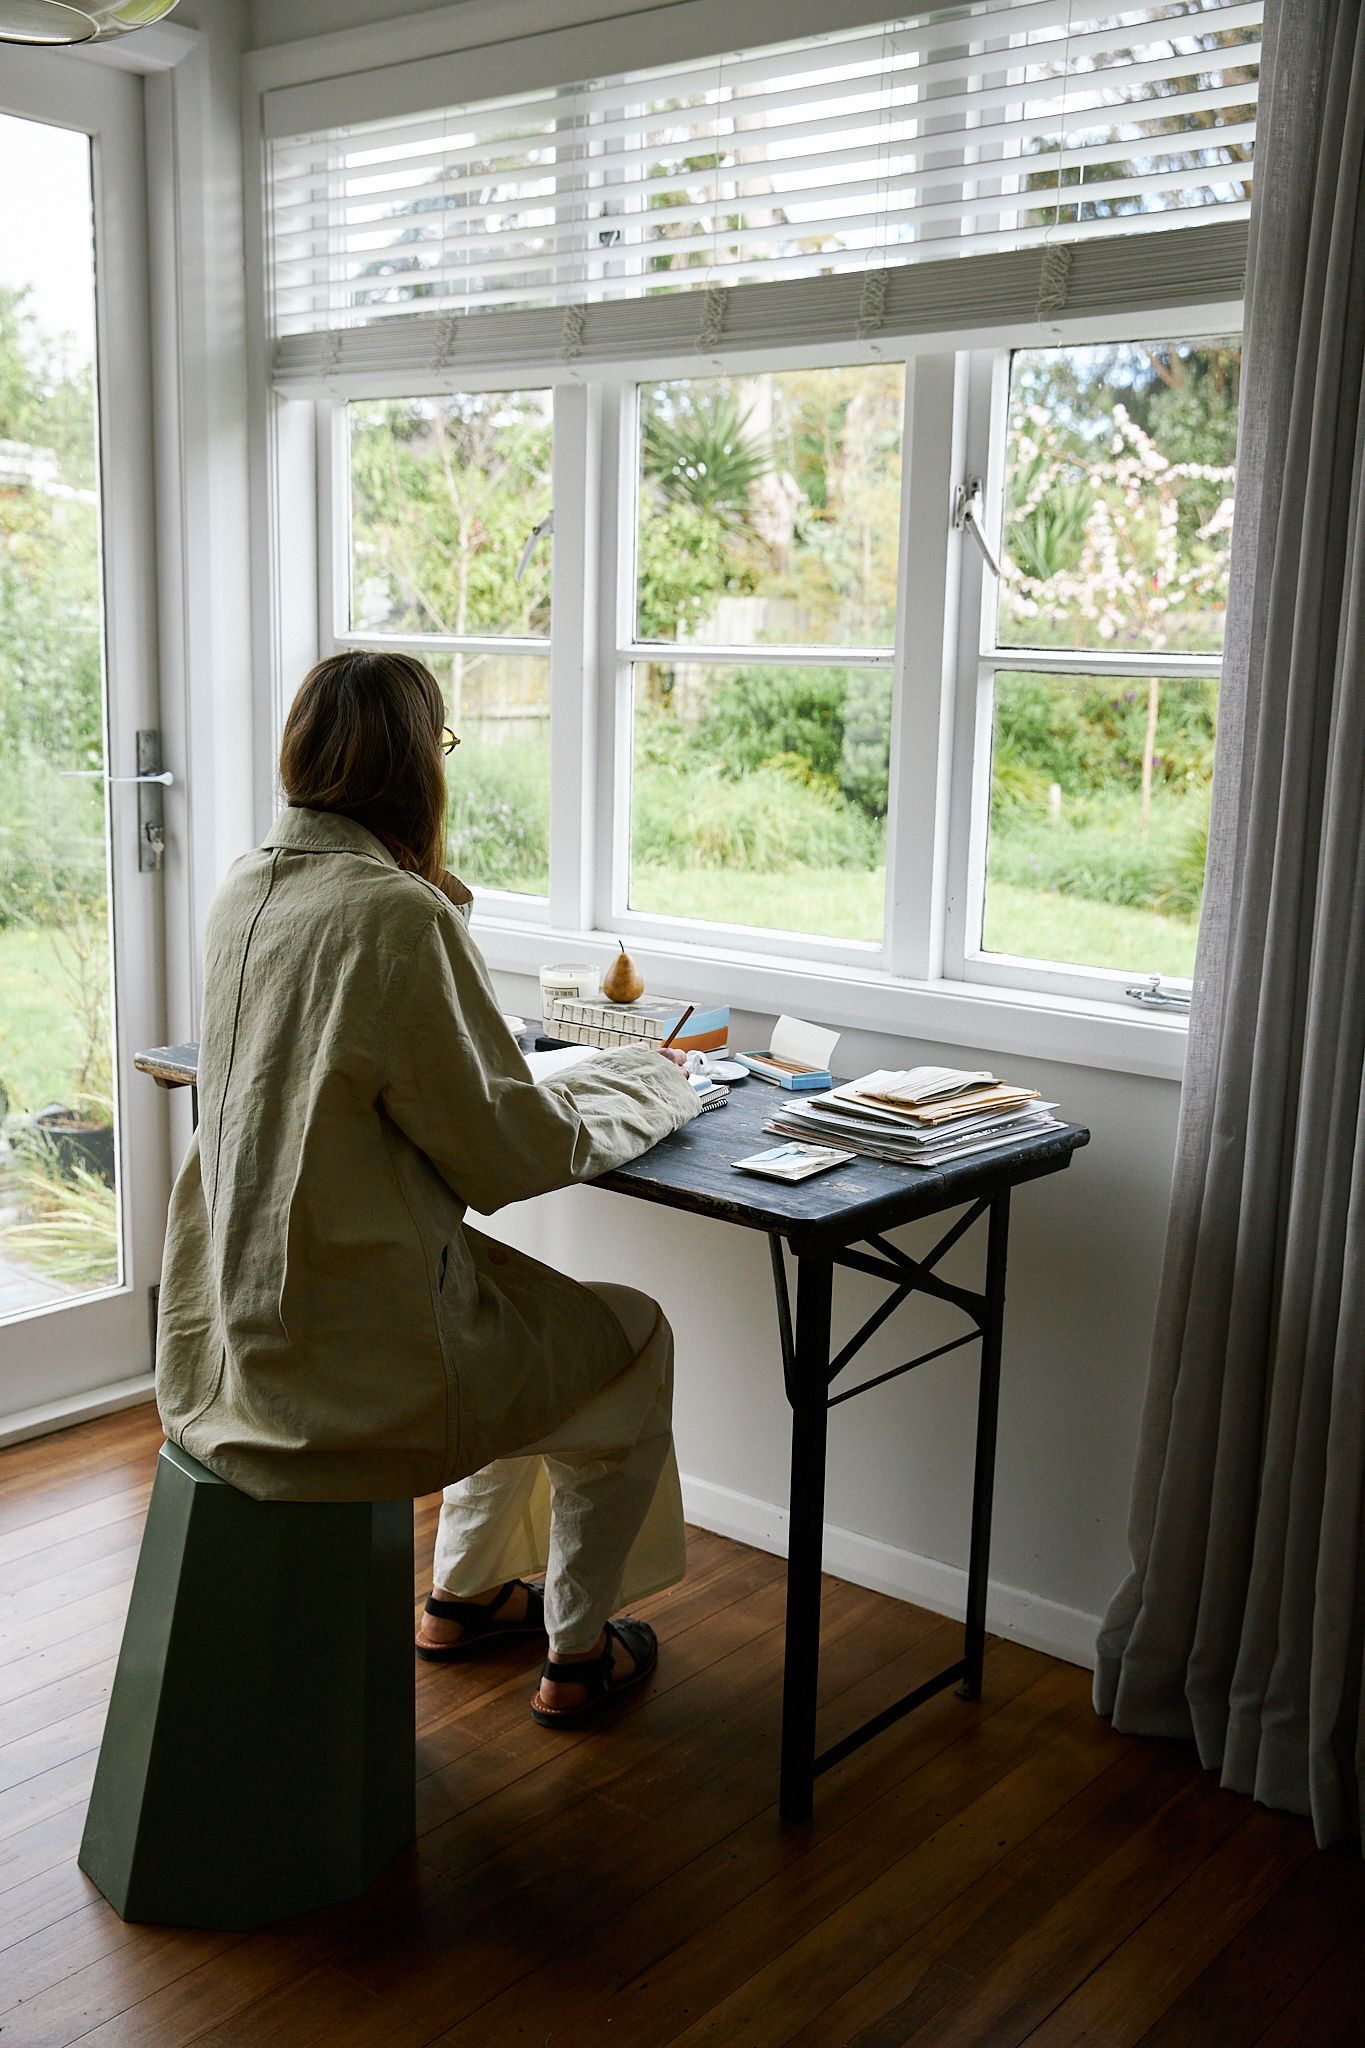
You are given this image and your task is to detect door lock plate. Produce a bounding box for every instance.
[137,731,166,873]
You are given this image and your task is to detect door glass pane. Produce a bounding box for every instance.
[629,661,888,943]
[348,391,553,636]
[0,114,120,1319]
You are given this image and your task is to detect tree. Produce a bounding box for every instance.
[642,388,770,524]
[0,285,106,929]
[1002,348,1236,834]
[348,392,552,720]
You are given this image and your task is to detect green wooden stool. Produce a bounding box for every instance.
[79,1441,415,1930]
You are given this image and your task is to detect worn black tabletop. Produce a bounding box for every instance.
[133,1037,1088,1244]
[133,1043,200,1089]
[594,1071,1088,1244]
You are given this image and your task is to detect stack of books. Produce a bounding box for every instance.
[543,993,729,1053]
[762,1066,1064,1168]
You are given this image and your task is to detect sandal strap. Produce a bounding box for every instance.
[540,1643,613,1693]
[425,1578,542,1631]
[540,1619,651,1693]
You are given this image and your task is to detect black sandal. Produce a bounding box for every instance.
[415,1579,546,1662]
[529,1617,658,1725]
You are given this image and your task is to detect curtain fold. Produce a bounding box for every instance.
[1094,0,1365,1850]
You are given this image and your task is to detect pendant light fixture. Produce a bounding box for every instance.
[0,0,179,43]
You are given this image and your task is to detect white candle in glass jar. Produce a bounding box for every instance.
[539,961,600,1005]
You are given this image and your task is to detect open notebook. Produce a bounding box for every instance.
[525,1045,598,1084]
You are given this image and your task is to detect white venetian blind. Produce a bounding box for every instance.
[268,0,1258,385]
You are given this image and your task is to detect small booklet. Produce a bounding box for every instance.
[731,1141,855,1182]
[734,1014,841,1090]
[690,1077,730,1114]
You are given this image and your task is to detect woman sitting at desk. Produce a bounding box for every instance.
[156,651,701,1724]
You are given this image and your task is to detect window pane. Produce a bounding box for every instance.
[983,670,1216,979]
[348,390,552,636]
[629,661,888,943]
[997,340,1240,656]
[635,365,903,648]
[0,114,121,1317]
[433,652,550,897]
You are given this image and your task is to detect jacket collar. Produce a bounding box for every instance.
[262,806,399,867]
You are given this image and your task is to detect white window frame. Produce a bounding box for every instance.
[319,385,558,928]
[601,371,904,974]
[944,342,1230,1008]
[299,298,1236,1084]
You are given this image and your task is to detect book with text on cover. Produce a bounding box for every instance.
[543,993,729,1052]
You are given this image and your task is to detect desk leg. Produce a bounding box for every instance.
[779,1251,833,1824]
[959,1189,1010,1701]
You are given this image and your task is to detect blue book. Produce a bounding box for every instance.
[733,1052,832,1090]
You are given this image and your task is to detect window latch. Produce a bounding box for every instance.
[952,477,1002,579]
[516,510,554,583]
[1124,975,1192,1012]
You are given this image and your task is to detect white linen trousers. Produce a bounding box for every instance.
[430,1282,686,1653]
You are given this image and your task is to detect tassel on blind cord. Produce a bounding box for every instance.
[430,316,459,370]
[857,267,890,340]
[698,283,728,354]
[560,303,587,361]
[1037,242,1073,322]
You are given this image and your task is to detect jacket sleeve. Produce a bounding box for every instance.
[381,902,701,1214]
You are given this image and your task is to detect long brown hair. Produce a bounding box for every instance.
[279,651,447,885]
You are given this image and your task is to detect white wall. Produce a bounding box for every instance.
[480,984,1172,1667]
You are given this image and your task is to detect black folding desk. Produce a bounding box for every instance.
[136,1040,1088,1822]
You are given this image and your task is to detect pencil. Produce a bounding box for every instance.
[660,1004,695,1050]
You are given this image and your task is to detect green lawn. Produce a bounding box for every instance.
[630,865,886,942]
[0,926,90,1113]
[631,864,1199,976]
[982,882,1199,979]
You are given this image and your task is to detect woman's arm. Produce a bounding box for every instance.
[381,903,700,1214]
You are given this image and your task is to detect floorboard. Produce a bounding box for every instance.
[0,1406,1358,2048]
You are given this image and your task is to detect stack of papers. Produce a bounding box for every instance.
[763,1066,1065,1169]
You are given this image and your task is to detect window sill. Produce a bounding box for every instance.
[472,912,1187,1083]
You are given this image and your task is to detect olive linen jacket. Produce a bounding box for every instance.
[155,806,701,1501]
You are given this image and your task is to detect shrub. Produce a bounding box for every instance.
[993,671,1218,799]
[2,1152,118,1291]
[446,736,549,892]
[632,759,882,873]
[0,750,106,929]
[694,666,893,818]
[987,793,1206,914]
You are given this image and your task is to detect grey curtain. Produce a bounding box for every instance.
[1094,0,1365,1850]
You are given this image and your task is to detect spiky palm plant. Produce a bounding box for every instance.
[642,392,771,527]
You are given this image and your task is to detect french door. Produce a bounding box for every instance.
[0,47,168,1424]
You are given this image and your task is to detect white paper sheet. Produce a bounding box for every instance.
[769,1014,841,1071]
[525,1045,600,1084]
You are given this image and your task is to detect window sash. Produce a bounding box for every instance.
[944,345,1228,1002]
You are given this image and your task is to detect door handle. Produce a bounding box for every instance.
[58,732,170,872]
[58,769,174,785]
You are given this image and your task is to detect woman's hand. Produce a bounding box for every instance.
[658,1047,690,1070]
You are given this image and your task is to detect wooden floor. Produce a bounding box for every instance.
[2,1409,1364,2048]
